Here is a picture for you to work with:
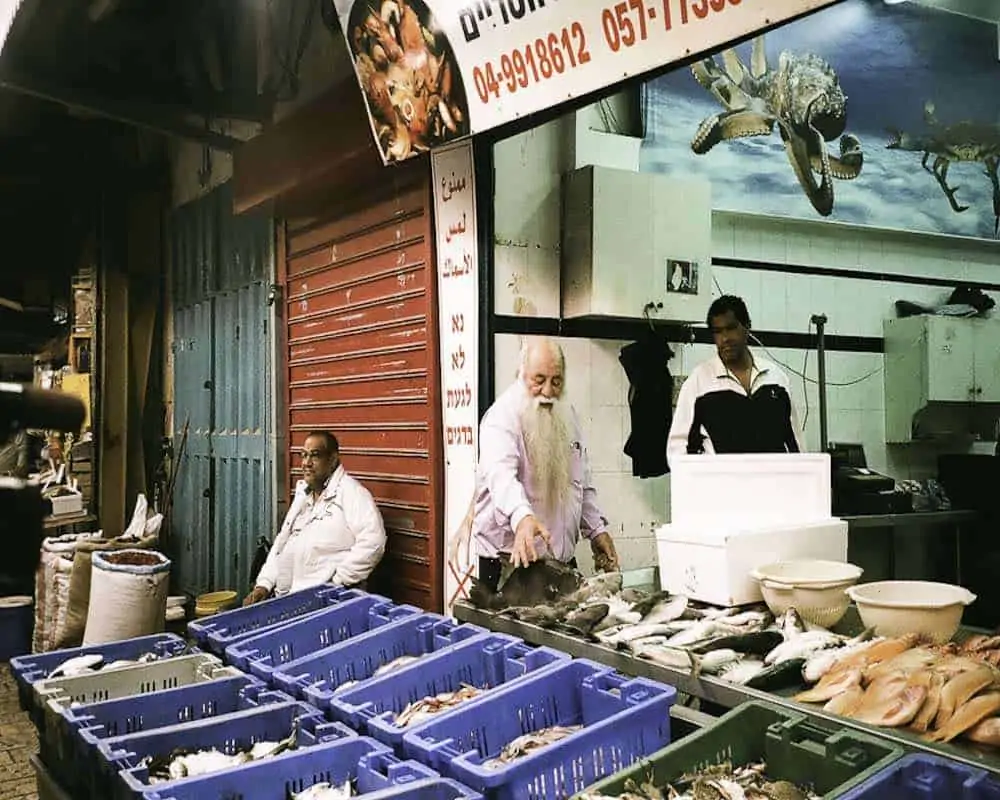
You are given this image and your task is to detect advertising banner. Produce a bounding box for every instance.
[329,0,843,164]
[431,140,479,611]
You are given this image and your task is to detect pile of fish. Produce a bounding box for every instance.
[483,724,583,769]
[394,684,483,728]
[578,761,819,800]
[469,560,874,691]
[292,780,354,800]
[792,632,1000,747]
[46,651,161,678]
[141,724,297,783]
[335,654,422,693]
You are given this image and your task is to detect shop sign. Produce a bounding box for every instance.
[430,139,479,611]
[329,0,842,164]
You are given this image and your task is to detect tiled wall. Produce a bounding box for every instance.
[491,116,1000,574]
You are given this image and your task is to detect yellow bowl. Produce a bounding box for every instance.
[195,590,237,615]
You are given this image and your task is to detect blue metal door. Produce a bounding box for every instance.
[170,182,275,596]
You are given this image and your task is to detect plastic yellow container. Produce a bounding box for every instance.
[194,590,238,617]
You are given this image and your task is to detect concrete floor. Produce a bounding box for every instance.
[0,665,39,800]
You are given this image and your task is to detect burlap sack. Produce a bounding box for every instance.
[54,533,159,649]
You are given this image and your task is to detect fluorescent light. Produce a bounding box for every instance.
[883,0,910,4]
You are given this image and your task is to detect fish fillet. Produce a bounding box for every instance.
[926,692,1000,743]
[794,668,862,704]
[964,716,1000,746]
[824,685,864,717]
[911,673,944,733]
[934,666,994,730]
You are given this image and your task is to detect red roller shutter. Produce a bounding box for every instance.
[278,160,443,612]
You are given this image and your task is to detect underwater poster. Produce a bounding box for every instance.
[640,0,1000,240]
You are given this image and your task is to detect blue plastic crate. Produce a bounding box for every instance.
[271,613,486,702]
[138,736,440,800]
[358,777,484,800]
[54,673,290,798]
[187,585,363,656]
[10,633,190,712]
[332,633,570,750]
[95,700,356,800]
[224,593,422,681]
[836,753,1000,799]
[401,659,677,800]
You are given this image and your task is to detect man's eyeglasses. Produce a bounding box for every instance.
[300,450,329,462]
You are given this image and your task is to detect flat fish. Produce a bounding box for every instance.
[850,674,927,728]
[794,667,863,704]
[926,692,1000,743]
[964,716,1000,746]
[934,666,994,730]
[911,673,945,733]
[824,685,864,717]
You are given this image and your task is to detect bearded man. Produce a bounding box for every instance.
[468,336,620,592]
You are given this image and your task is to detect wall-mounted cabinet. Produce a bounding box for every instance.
[884,315,1000,442]
[560,165,712,322]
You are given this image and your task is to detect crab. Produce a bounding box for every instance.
[689,35,863,217]
[887,101,1000,237]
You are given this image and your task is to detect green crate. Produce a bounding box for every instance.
[574,701,904,799]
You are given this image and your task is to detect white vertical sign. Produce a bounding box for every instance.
[432,140,479,613]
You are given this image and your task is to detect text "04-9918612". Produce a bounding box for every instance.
[472,23,591,105]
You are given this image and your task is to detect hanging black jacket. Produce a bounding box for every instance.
[620,332,675,478]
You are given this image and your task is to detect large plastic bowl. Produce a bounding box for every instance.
[845,581,976,644]
[749,560,862,628]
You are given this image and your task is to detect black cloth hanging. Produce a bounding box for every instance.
[620,331,675,478]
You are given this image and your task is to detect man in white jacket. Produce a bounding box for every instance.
[242,431,387,605]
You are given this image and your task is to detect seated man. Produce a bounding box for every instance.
[243,431,387,605]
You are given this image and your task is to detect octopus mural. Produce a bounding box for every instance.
[888,101,1000,238]
[689,35,863,217]
[347,0,470,163]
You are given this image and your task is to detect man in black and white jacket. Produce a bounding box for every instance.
[667,295,804,468]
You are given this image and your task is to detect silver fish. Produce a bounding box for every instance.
[599,622,682,647]
[765,630,842,666]
[631,643,700,672]
[48,653,103,678]
[293,780,354,800]
[801,630,881,683]
[699,649,742,675]
[638,595,689,626]
[718,658,767,686]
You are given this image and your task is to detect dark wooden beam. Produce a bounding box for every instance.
[232,76,383,215]
[0,69,245,150]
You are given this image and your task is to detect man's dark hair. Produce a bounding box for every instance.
[707,295,751,328]
[305,430,339,454]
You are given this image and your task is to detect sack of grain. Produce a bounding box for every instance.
[82,550,171,645]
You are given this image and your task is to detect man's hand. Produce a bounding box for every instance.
[242,586,270,607]
[591,532,620,573]
[511,515,553,568]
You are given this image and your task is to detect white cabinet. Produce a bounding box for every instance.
[884,315,1000,442]
[560,165,712,322]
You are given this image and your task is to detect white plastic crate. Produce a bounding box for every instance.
[656,518,849,607]
[32,653,234,737]
[669,453,832,528]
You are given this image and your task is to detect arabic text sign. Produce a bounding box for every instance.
[331,0,842,163]
[431,140,479,610]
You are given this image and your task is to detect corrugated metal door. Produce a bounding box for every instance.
[279,160,443,612]
[170,182,276,595]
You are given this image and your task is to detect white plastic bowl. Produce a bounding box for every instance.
[846,581,976,644]
[750,560,863,628]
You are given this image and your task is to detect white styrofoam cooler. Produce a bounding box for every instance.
[656,517,848,607]
[670,453,832,527]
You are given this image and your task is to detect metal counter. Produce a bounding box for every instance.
[453,599,1000,776]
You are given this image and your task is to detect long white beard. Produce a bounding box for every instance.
[520,395,572,521]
